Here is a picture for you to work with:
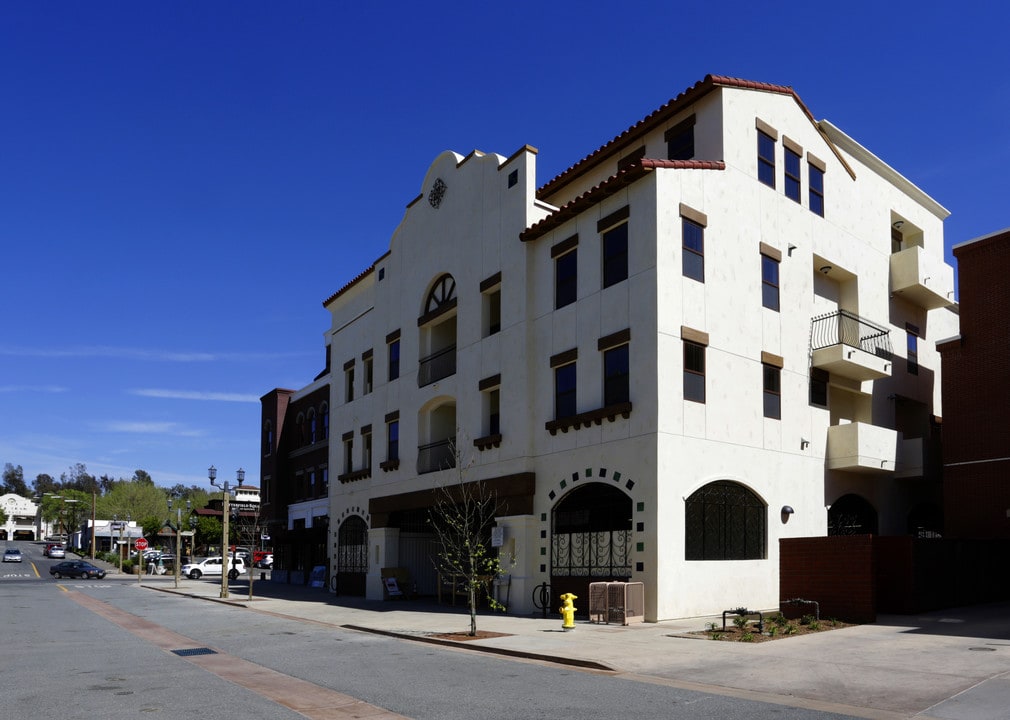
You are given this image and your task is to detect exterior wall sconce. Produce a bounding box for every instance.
[781,506,794,515]
[800,438,809,449]
[819,265,832,274]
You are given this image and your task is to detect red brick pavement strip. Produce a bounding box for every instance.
[66,590,408,720]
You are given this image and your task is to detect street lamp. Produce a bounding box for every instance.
[208,466,244,599]
[166,497,191,589]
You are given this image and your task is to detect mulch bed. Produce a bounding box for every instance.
[430,630,512,642]
[686,618,855,643]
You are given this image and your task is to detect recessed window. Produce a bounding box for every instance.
[763,364,781,419]
[508,169,518,187]
[761,254,780,311]
[387,420,399,462]
[263,421,273,456]
[308,409,317,444]
[321,403,329,439]
[554,362,577,419]
[485,288,501,336]
[344,436,354,474]
[603,344,630,406]
[907,324,919,375]
[682,218,704,282]
[362,430,372,470]
[388,339,400,381]
[683,341,705,403]
[363,355,373,394]
[487,388,501,436]
[555,249,577,309]
[344,362,355,403]
[665,116,695,161]
[784,146,801,202]
[809,163,825,217]
[685,481,766,560]
[602,223,628,289]
[758,130,776,188]
[809,367,828,408]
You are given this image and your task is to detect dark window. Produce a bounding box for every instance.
[344,438,353,474]
[488,388,500,436]
[554,363,576,419]
[667,126,695,160]
[683,341,706,403]
[345,367,354,402]
[682,218,704,282]
[685,481,766,560]
[603,344,630,406]
[363,358,373,394]
[907,325,919,375]
[508,169,518,187]
[486,289,501,336]
[555,249,577,308]
[784,147,801,202]
[387,420,399,462]
[322,404,329,439]
[809,367,828,408]
[602,223,628,288]
[763,364,781,419]
[761,254,780,311]
[363,432,372,470]
[758,131,776,188]
[388,340,400,381]
[809,164,825,217]
[263,421,273,456]
[309,410,317,443]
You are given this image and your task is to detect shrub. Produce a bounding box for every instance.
[740,632,755,642]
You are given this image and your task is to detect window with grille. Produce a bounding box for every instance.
[685,481,766,560]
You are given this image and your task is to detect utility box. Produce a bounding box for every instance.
[588,581,645,625]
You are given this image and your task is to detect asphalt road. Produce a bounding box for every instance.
[2,540,865,719]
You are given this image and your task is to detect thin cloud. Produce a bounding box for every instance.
[0,385,68,394]
[130,388,260,403]
[100,421,204,437]
[0,345,310,362]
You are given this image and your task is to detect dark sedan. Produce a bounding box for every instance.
[49,561,107,580]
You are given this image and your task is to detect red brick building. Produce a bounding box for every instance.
[938,228,1010,539]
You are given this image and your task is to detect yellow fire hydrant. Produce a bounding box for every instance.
[559,592,577,631]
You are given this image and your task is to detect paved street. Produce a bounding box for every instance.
[5,541,1010,719]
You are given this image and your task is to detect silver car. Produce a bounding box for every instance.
[3,547,22,563]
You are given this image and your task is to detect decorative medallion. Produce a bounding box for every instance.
[428,178,447,208]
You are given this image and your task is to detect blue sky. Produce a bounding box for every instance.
[1,2,1006,490]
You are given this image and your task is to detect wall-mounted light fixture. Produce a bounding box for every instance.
[819,265,832,274]
[893,220,905,230]
[781,506,795,515]
[788,244,797,257]
[800,438,809,449]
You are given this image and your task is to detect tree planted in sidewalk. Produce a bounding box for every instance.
[428,437,510,636]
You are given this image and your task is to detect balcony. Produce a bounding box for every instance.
[418,437,456,474]
[418,345,456,387]
[890,246,955,310]
[811,310,893,381]
[825,422,898,473]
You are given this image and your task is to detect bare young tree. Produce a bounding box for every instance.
[428,439,509,636]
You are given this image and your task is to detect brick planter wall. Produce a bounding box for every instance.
[780,536,876,624]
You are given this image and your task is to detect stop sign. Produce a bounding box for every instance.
[135,538,149,551]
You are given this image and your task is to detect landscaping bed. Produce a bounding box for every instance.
[688,612,855,643]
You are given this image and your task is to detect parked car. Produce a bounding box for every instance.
[180,556,245,580]
[49,561,106,579]
[254,553,273,569]
[47,546,66,559]
[3,547,22,563]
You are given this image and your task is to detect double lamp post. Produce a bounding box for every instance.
[208,466,244,599]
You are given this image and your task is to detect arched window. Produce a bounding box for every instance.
[685,481,766,560]
[321,403,330,440]
[828,494,878,535]
[308,409,317,444]
[425,273,456,314]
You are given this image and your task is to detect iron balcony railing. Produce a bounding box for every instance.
[811,310,893,360]
[418,344,457,387]
[417,437,456,474]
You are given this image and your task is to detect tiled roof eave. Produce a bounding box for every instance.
[322,265,375,308]
[520,159,725,243]
[536,74,812,202]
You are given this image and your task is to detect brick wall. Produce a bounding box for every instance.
[780,536,876,623]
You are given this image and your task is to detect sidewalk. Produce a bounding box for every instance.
[130,572,1010,720]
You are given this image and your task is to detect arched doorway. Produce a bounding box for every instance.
[907,502,943,538]
[335,516,368,596]
[828,494,878,535]
[551,483,632,616]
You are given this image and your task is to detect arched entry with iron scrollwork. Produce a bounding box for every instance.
[335,515,368,596]
[551,483,632,616]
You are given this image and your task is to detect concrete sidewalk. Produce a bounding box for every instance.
[127,572,1010,720]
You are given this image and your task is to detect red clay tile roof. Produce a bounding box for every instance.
[536,74,816,202]
[322,265,375,308]
[520,158,725,243]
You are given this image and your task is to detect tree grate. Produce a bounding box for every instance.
[172,647,217,657]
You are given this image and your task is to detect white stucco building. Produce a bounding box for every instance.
[1,494,43,541]
[300,75,959,621]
